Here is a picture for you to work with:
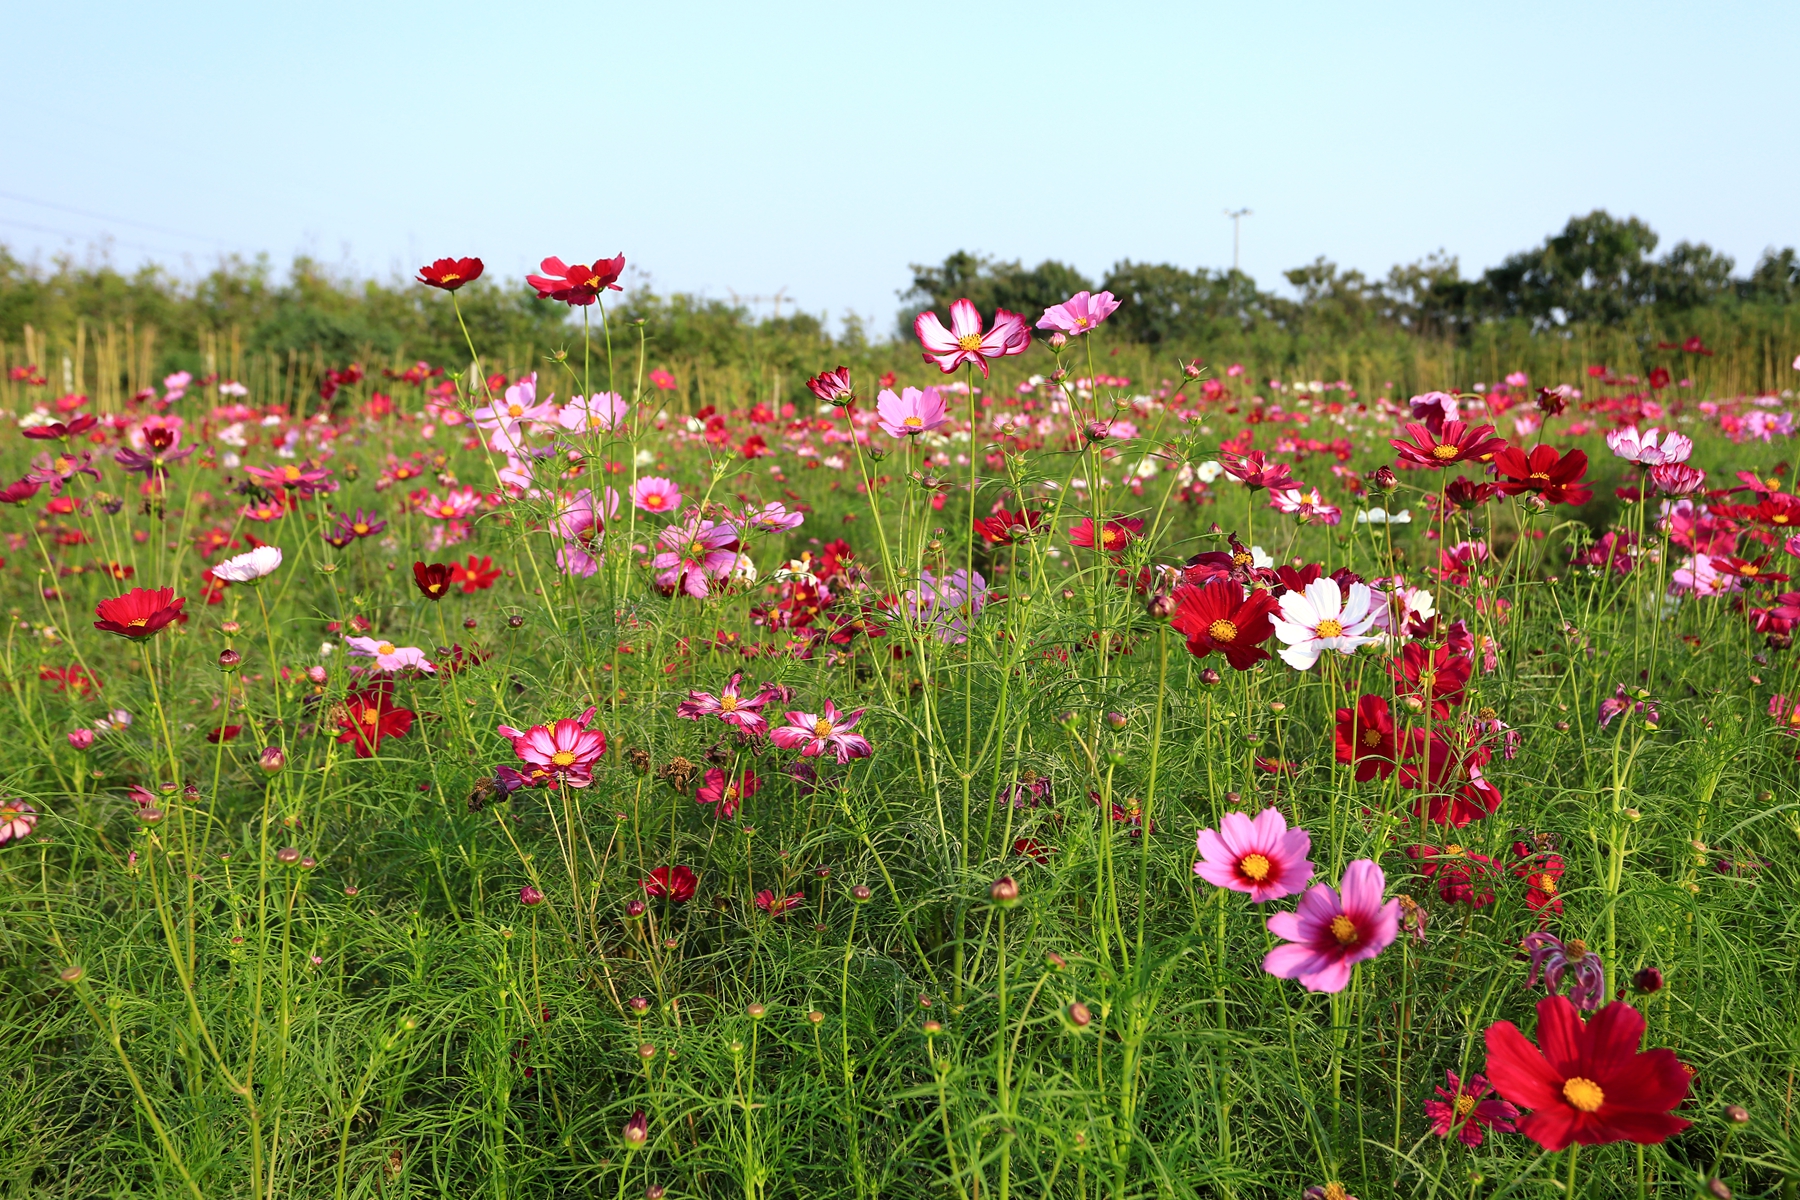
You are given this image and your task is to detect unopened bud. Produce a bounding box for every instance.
[140,807,166,825]
[746,1003,766,1020]
[989,876,1020,906]
[1632,965,1663,993]
[507,615,525,629]
[637,1043,656,1061]
[258,745,285,773]
[306,664,327,684]
[921,1019,942,1035]
[622,1110,648,1149]
[275,846,301,865]
[1707,1179,1732,1200]
[645,1187,666,1200]
[1372,466,1399,495]
[850,885,872,903]
[807,1010,824,1025]
[1722,1104,1749,1124]
[1067,1001,1092,1028]
[1105,711,1127,729]
[1146,589,1178,620]
[1199,668,1222,687]
[218,647,241,670]
[1047,332,1068,350]
[520,885,544,907]
[59,965,84,984]
[628,996,650,1014]
[626,899,646,918]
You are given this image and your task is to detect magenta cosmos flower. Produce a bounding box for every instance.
[676,673,777,734]
[770,701,872,763]
[875,385,949,437]
[1423,1070,1519,1147]
[496,706,607,788]
[1263,859,1399,993]
[652,517,740,598]
[914,299,1030,377]
[554,486,620,577]
[630,476,682,515]
[1036,290,1120,336]
[1194,808,1314,902]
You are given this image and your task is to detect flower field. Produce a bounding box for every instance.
[2,254,1798,1199]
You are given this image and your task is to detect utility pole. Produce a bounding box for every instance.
[1223,208,1252,274]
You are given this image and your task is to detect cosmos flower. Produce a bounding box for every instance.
[754,888,808,919]
[419,488,482,520]
[651,518,741,598]
[1219,450,1297,492]
[113,423,195,477]
[412,561,455,601]
[557,392,630,433]
[345,637,435,673]
[416,257,484,291]
[972,506,1043,545]
[94,587,185,639]
[1523,931,1605,1011]
[1493,445,1592,506]
[805,366,853,404]
[1605,426,1693,465]
[875,386,949,437]
[770,701,872,763]
[743,502,805,533]
[1483,996,1689,1151]
[914,300,1031,376]
[1387,642,1472,716]
[1268,486,1342,525]
[1423,1071,1519,1148]
[1035,290,1120,336]
[1271,578,1381,670]
[211,546,283,583]
[1068,516,1144,558]
[496,706,607,788]
[1333,694,1409,781]
[641,865,698,903]
[696,768,759,819]
[526,255,625,306]
[449,555,501,592]
[335,686,415,758]
[1390,420,1506,469]
[1169,580,1279,670]
[474,373,556,428]
[1263,859,1399,994]
[0,798,39,844]
[630,476,683,515]
[677,674,777,734]
[1193,808,1314,902]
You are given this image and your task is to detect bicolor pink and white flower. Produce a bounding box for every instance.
[652,518,740,598]
[1605,426,1694,465]
[744,502,805,533]
[1670,553,1737,597]
[770,701,872,763]
[345,637,435,673]
[676,673,778,734]
[1263,859,1399,993]
[0,798,39,844]
[212,546,283,583]
[1268,486,1343,526]
[1036,290,1120,336]
[496,706,607,788]
[914,300,1031,377]
[1194,808,1314,902]
[419,487,482,520]
[1271,578,1381,670]
[875,386,949,437]
[629,476,682,515]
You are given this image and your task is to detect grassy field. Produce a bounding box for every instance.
[0,279,1796,1199]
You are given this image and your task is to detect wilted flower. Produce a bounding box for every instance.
[1523,931,1605,1011]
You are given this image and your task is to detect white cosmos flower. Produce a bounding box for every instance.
[1357,507,1411,525]
[212,546,283,583]
[1250,545,1275,569]
[1271,578,1381,670]
[1196,460,1224,483]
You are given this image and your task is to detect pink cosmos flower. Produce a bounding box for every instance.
[914,299,1030,377]
[676,673,776,733]
[1268,486,1342,526]
[474,374,556,429]
[770,701,872,763]
[696,767,759,818]
[558,392,630,434]
[1193,808,1314,902]
[630,476,682,515]
[420,487,482,520]
[496,705,607,788]
[345,636,435,673]
[1648,463,1705,496]
[554,487,621,577]
[1036,290,1120,336]
[1605,426,1693,465]
[1263,859,1399,993]
[1670,553,1736,597]
[875,386,949,437]
[0,798,38,844]
[651,518,740,598]
[743,502,805,533]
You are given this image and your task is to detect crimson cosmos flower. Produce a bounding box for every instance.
[413,561,455,601]
[697,768,759,819]
[1423,1070,1519,1147]
[1387,641,1472,717]
[0,477,42,505]
[642,865,697,903]
[1169,580,1279,671]
[526,255,625,306]
[416,257,484,291]
[805,366,854,404]
[1407,843,1497,906]
[21,414,98,441]
[1493,445,1593,506]
[972,507,1043,545]
[1483,996,1690,1151]
[1712,554,1789,584]
[450,554,502,592]
[94,586,186,639]
[1390,420,1506,469]
[1068,516,1143,558]
[1218,450,1297,492]
[1402,731,1502,827]
[1512,843,1565,915]
[335,686,415,758]
[753,888,807,918]
[1333,694,1410,781]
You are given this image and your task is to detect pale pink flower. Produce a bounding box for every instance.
[1263,859,1399,993]
[630,476,682,515]
[1268,486,1342,526]
[474,373,555,429]
[0,798,37,844]
[1648,463,1705,495]
[558,392,630,434]
[1036,290,1120,336]
[652,518,739,598]
[875,386,949,437]
[554,487,620,577]
[419,487,482,520]
[1606,426,1694,465]
[1194,808,1314,902]
[1670,553,1736,596]
[914,299,1030,377]
[770,701,872,763]
[345,637,435,673]
[496,706,606,788]
[743,502,805,533]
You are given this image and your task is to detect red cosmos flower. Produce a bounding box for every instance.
[1402,730,1501,827]
[1648,366,1671,390]
[1423,1070,1519,1148]
[1711,554,1789,584]
[641,865,697,903]
[450,554,502,593]
[1483,996,1690,1151]
[1493,445,1593,506]
[94,586,186,639]
[1333,694,1410,781]
[526,255,626,306]
[416,257,485,291]
[21,414,98,441]
[0,477,43,505]
[1682,336,1714,356]
[1387,642,1472,717]
[1218,450,1296,492]
[1390,420,1507,469]
[206,725,243,744]
[972,507,1044,545]
[39,665,99,696]
[1069,516,1144,557]
[806,366,854,404]
[335,686,416,758]
[412,561,455,601]
[1013,837,1053,865]
[1443,475,1499,509]
[1407,843,1497,907]
[754,888,807,919]
[1721,492,1800,529]
[1169,580,1279,671]
[1512,843,1565,915]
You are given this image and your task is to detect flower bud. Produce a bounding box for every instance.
[520,885,544,907]
[921,1019,942,1036]
[808,1010,824,1025]
[746,1002,766,1020]
[59,964,84,984]
[1046,951,1068,971]
[626,899,646,918]
[140,807,166,825]
[1183,358,1203,379]
[622,1110,648,1149]
[1371,466,1399,495]
[275,846,301,865]
[849,884,872,904]
[219,647,242,670]
[258,746,285,773]
[1067,1001,1092,1028]
[68,728,94,750]
[637,1043,656,1061]
[1722,1104,1749,1124]
[221,621,241,634]
[1706,1179,1732,1200]
[645,1187,666,1200]
[989,876,1020,907]
[1105,712,1128,730]
[1047,332,1068,350]
[1145,589,1178,620]
[628,996,651,1014]
[507,615,525,629]
[1199,668,1223,687]
[300,856,318,870]
[1631,965,1663,993]
[306,664,327,684]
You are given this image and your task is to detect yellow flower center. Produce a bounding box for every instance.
[438,271,460,283]
[1361,728,1381,748]
[1075,316,1089,327]
[1329,915,1358,945]
[353,523,370,534]
[1536,873,1557,894]
[284,466,301,480]
[1454,1094,1477,1118]
[1315,618,1344,638]
[551,750,576,767]
[361,708,379,725]
[1232,551,1252,566]
[128,617,149,627]
[1430,444,1459,460]
[1529,471,1550,482]
[1562,1077,1604,1112]
[1323,1185,1348,1200]
[956,334,984,352]
[376,642,396,656]
[1207,618,1238,644]
[645,494,665,509]
[814,719,835,738]
[1418,669,1437,690]
[508,404,524,417]
[1776,514,1791,524]
[1742,564,1760,575]
[1239,853,1272,881]
[903,415,923,428]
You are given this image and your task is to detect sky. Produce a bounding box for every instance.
[3,1,1796,334]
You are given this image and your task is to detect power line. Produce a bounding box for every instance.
[0,214,189,260]
[0,187,242,250]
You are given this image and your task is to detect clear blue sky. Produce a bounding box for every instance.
[3,1,1795,332]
